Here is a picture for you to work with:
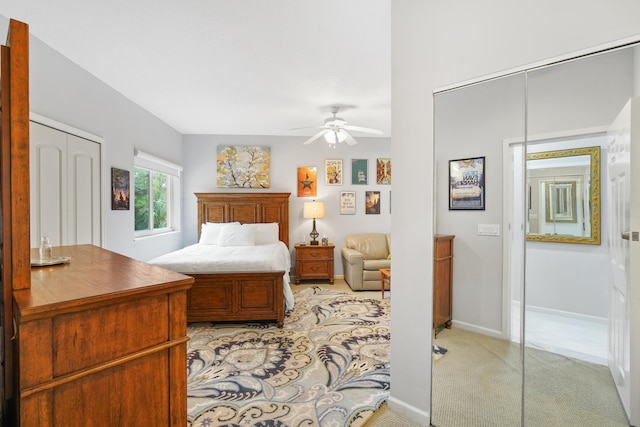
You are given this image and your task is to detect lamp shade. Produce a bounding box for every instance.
[303,201,325,219]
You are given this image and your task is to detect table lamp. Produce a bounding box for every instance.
[303,201,325,245]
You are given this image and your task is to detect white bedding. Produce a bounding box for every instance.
[148,241,295,310]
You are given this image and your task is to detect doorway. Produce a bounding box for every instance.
[505,131,609,366]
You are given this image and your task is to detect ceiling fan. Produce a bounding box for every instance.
[293,106,383,146]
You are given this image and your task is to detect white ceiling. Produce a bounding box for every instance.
[0,0,391,138]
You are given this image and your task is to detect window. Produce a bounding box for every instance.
[134,149,182,237]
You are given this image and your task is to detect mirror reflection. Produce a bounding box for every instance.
[433,42,637,427]
[526,146,601,245]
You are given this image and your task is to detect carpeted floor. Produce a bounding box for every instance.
[186,286,391,427]
[431,327,629,427]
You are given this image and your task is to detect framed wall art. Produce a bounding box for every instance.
[340,191,356,215]
[216,145,271,188]
[325,159,343,185]
[297,166,317,197]
[111,167,130,210]
[449,156,485,210]
[376,158,391,184]
[365,191,381,214]
[351,159,368,185]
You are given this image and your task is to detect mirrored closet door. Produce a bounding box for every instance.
[432,72,526,427]
[432,42,640,426]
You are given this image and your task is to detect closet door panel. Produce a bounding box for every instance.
[30,122,67,248]
[67,134,101,246]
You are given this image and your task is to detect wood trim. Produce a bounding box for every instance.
[1,18,31,405]
[7,19,31,290]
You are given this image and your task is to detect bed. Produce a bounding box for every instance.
[149,192,292,327]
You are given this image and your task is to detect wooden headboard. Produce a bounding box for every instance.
[195,192,291,247]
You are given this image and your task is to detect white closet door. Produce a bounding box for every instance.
[30,122,101,248]
[30,122,67,248]
[67,134,101,246]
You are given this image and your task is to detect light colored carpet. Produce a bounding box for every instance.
[432,327,629,427]
[186,285,390,426]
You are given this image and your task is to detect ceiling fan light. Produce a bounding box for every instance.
[324,130,346,144]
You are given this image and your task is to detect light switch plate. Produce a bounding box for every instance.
[478,224,500,236]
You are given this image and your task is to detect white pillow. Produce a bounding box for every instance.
[199,222,239,245]
[216,223,256,247]
[243,223,280,245]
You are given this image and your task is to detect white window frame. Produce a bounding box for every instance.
[133,149,182,238]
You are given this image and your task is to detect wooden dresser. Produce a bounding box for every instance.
[13,245,194,426]
[295,243,335,284]
[433,235,455,336]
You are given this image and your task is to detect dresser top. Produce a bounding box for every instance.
[15,245,193,321]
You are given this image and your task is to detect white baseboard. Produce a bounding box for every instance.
[524,303,607,324]
[450,320,504,340]
[387,396,430,426]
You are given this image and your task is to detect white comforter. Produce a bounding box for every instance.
[148,242,295,310]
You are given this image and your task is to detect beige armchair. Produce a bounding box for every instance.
[341,233,391,291]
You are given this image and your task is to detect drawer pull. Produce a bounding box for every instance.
[311,266,320,271]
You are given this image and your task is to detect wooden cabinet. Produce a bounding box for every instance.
[433,235,454,336]
[295,243,335,284]
[13,245,194,426]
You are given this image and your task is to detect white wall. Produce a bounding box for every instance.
[391,0,640,424]
[0,16,187,261]
[435,74,526,335]
[182,134,391,275]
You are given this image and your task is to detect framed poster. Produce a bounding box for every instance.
[376,158,391,184]
[351,159,368,185]
[365,191,381,214]
[297,166,317,197]
[216,145,271,188]
[449,156,485,210]
[324,159,343,185]
[340,191,356,215]
[111,167,130,210]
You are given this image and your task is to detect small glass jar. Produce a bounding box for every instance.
[321,236,328,246]
[40,236,53,262]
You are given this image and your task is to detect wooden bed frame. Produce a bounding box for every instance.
[186,192,291,327]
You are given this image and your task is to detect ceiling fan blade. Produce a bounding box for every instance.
[303,129,329,145]
[343,124,383,135]
[343,131,358,146]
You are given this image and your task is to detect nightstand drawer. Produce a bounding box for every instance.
[296,246,333,260]
[299,260,331,277]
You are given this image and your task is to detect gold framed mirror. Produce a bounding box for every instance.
[526,146,601,244]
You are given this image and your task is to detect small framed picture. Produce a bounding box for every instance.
[351,159,368,185]
[365,191,381,214]
[340,191,356,215]
[111,167,130,210]
[376,158,391,184]
[449,156,485,210]
[325,159,343,185]
[297,166,317,197]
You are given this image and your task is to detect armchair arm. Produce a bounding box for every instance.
[341,247,364,290]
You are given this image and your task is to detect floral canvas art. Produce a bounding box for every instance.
[217,145,271,188]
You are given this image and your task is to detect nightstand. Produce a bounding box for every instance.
[295,243,335,284]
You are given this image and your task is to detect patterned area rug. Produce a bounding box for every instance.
[186,286,391,427]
